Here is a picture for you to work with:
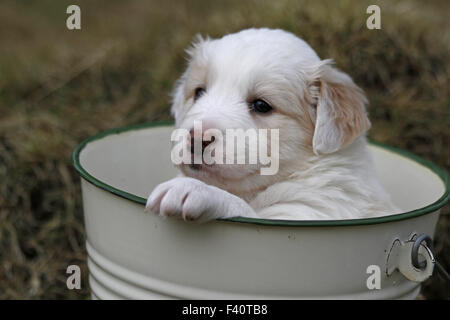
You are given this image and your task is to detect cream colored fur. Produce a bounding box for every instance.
[146,28,399,221]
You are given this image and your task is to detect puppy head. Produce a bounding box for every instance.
[170,28,370,194]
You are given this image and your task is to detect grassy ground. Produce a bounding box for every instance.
[0,0,449,299]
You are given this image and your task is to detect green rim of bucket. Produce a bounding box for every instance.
[72,120,450,227]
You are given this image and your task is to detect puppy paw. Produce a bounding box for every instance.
[145,177,222,222]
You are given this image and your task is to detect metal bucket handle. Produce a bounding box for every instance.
[411,234,434,270]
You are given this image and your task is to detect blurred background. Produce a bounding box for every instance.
[0,0,448,299]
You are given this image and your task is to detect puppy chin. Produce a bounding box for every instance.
[179,162,259,188]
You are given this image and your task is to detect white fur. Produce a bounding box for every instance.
[146,28,399,221]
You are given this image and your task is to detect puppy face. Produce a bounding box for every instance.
[170,28,370,196]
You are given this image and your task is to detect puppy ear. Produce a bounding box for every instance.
[310,61,371,155]
[171,34,210,123]
[170,74,186,123]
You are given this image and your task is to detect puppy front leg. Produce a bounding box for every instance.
[146,177,257,222]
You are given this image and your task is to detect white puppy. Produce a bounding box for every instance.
[146,28,398,222]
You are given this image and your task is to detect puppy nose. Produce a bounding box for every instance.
[189,129,215,154]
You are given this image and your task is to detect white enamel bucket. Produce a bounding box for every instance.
[73,121,449,300]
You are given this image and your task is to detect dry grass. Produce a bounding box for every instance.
[0,0,449,299]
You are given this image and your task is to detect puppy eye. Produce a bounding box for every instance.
[194,87,206,101]
[250,99,273,113]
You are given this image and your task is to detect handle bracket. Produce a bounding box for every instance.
[386,233,435,283]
